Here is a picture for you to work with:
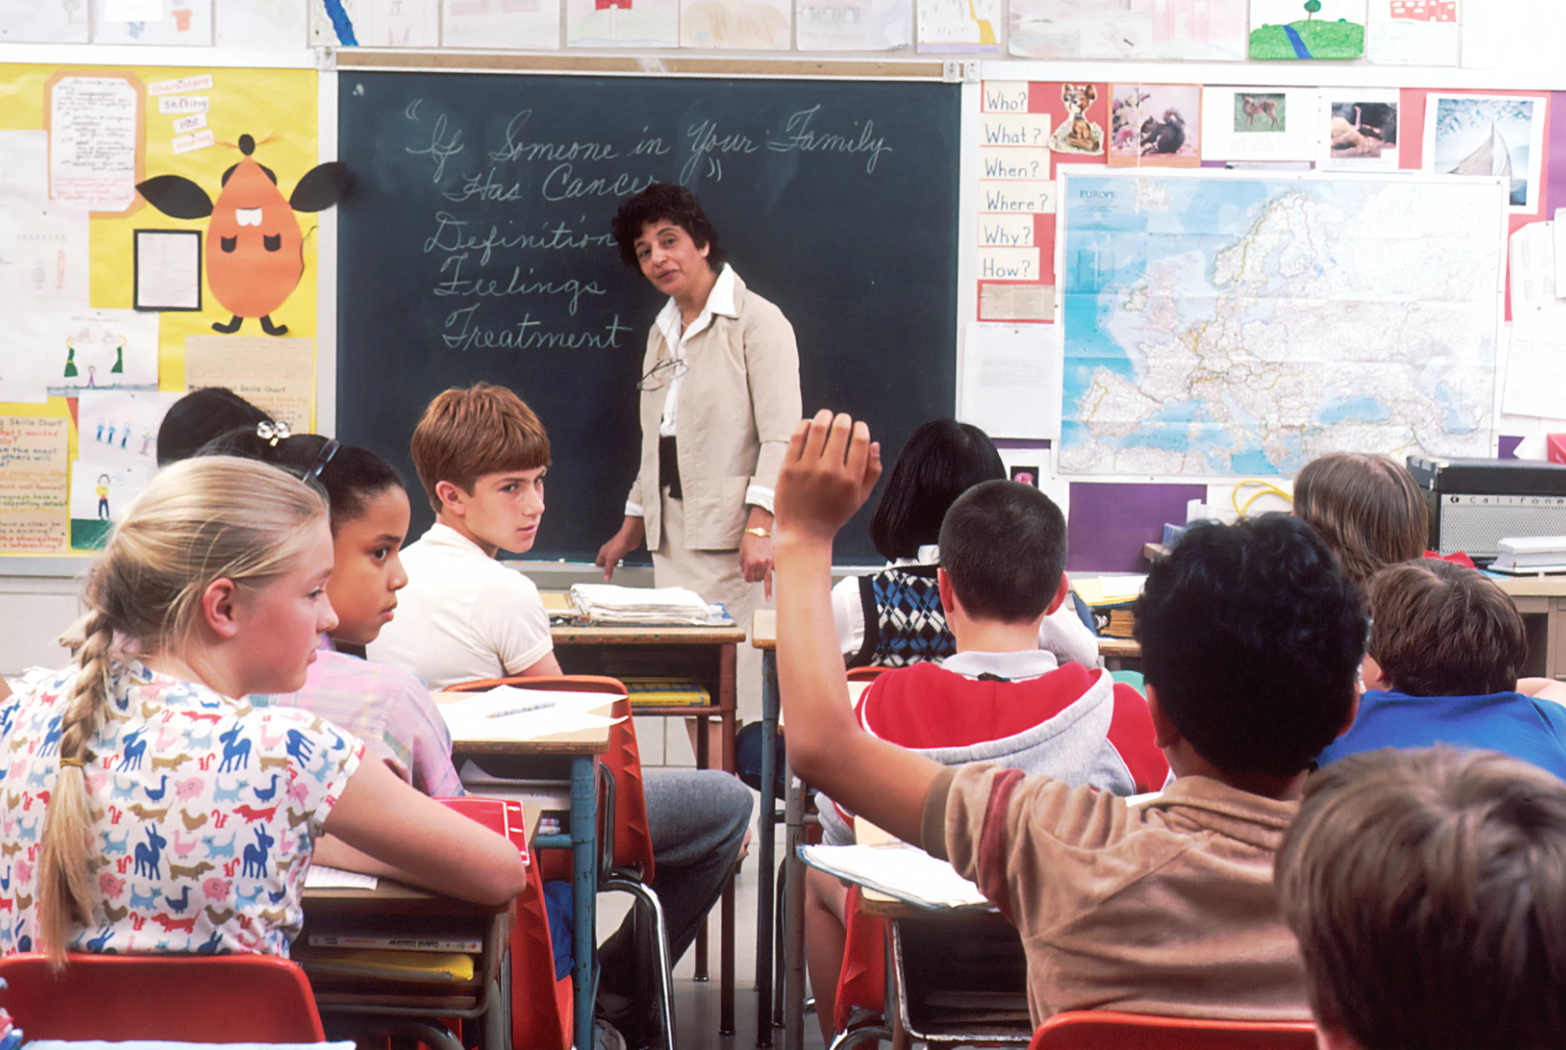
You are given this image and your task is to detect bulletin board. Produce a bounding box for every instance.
[0,64,321,556]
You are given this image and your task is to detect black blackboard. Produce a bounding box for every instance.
[335,71,959,563]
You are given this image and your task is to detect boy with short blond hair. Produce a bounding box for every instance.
[775,411,1365,1024]
[369,382,562,686]
[1276,746,1566,1050]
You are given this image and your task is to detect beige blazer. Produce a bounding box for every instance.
[627,271,802,552]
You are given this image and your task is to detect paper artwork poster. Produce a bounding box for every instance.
[1108,84,1201,167]
[453,0,564,48]
[0,416,69,554]
[1321,89,1399,171]
[69,461,147,550]
[186,336,315,432]
[214,0,308,47]
[35,310,161,396]
[47,73,144,214]
[1201,87,1319,162]
[1367,0,1457,65]
[0,0,89,41]
[1009,0,1246,60]
[681,0,790,48]
[918,0,1000,52]
[5,200,90,310]
[795,0,911,50]
[76,391,177,470]
[93,0,215,45]
[1249,0,1366,59]
[1425,94,1548,215]
[311,0,439,45]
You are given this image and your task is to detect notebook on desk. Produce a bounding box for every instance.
[799,842,991,911]
[434,686,624,744]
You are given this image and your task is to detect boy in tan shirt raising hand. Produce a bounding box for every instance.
[772,410,1366,1024]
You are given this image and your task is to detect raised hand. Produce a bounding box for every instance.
[774,410,882,545]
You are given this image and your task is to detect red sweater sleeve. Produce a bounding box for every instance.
[1107,683,1170,792]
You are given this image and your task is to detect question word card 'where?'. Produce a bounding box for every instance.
[980,180,1056,214]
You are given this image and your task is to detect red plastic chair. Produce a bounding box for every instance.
[826,885,891,1049]
[0,952,325,1041]
[1030,1011,1318,1049]
[446,675,670,1048]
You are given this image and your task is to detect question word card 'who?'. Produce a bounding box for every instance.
[983,81,1029,113]
[981,180,1056,214]
[980,148,1050,181]
[979,214,1034,247]
[979,247,1041,280]
[981,114,1052,148]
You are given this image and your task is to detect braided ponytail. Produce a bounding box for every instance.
[33,456,326,966]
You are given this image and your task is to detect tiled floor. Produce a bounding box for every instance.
[597,788,828,1050]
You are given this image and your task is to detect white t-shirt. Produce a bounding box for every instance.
[367,522,553,690]
[830,545,1102,669]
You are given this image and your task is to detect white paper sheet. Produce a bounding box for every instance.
[1200,87,1321,162]
[1007,0,1247,60]
[312,0,439,45]
[566,0,675,46]
[76,391,178,469]
[305,865,379,890]
[0,0,90,41]
[134,229,202,311]
[800,844,989,909]
[452,0,564,48]
[959,322,1060,440]
[49,75,141,213]
[1366,0,1459,65]
[7,200,89,309]
[795,0,911,50]
[1504,222,1566,419]
[438,686,626,743]
[1319,89,1400,172]
[682,0,790,48]
[215,0,307,47]
[0,132,47,201]
[1424,93,1548,216]
[917,0,1000,51]
[95,0,214,44]
[69,459,152,527]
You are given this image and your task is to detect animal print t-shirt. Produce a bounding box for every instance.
[0,661,363,957]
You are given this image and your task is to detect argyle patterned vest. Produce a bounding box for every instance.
[847,564,957,669]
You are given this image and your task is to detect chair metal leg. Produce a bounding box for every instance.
[826,1025,893,1050]
[772,856,787,1028]
[783,762,808,1050]
[604,875,678,1050]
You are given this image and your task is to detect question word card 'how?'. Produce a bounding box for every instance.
[981,114,1051,148]
[983,81,1029,113]
[979,247,1041,280]
[980,148,1051,180]
[979,214,1034,247]
[980,180,1056,214]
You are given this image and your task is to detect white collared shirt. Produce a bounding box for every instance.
[626,263,775,517]
[939,648,1062,682]
[366,522,553,690]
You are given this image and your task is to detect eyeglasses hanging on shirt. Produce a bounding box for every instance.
[636,356,689,393]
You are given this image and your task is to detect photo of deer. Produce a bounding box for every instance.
[1235,93,1287,133]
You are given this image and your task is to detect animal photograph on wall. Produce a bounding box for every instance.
[1235,91,1286,132]
[1108,82,1201,167]
[1048,82,1106,155]
[1249,0,1366,59]
[1330,98,1398,159]
[136,133,351,336]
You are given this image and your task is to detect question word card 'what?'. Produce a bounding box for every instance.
[980,148,1051,180]
[981,114,1052,148]
[979,247,1041,281]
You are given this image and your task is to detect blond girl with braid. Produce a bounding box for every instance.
[3,457,526,964]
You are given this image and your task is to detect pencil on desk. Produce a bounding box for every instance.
[484,699,555,719]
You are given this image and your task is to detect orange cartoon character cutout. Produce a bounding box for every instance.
[136,134,351,336]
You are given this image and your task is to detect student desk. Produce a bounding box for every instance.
[439,703,611,1050]
[749,610,1135,1049]
[546,617,748,1033]
[299,877,513,1050]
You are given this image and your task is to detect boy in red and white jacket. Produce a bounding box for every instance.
[806,479,1167,1038]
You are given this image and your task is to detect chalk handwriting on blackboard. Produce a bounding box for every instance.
[402,99,895,356]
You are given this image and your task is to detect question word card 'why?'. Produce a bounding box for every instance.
[979,247,1041,281]
[979,214,1034,247]
[981,114,1052,148]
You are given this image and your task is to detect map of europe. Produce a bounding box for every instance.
[1058,170,1505,476]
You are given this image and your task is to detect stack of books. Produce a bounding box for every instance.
[569,583,713,625]
[1070,575,1146,639]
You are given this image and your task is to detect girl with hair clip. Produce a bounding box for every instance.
[831,419,1099,669]
[203,426,465,798]
[0,457,526,963]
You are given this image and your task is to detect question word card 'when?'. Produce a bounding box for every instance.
[980,148,1051,180]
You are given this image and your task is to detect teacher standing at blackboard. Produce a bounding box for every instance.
[596,184,802,703]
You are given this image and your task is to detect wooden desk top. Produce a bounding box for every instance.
[752,608,1141,659]
[303,877,510,916]
[855,888,997,920]
[432,691,613,755]
[1493,575,1566,598]
[552,622,748,645]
